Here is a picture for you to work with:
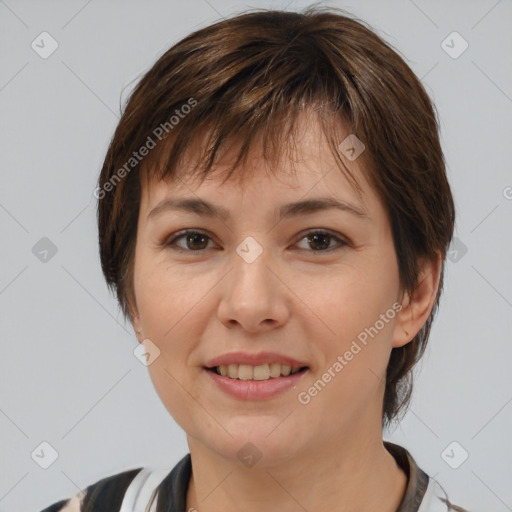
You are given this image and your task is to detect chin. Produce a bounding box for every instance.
[199,419,306,468]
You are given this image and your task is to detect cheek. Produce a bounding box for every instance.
[301,245,400,378]
[308,265,398,341]
[136,269,207,432]
[133,258,217,424]
[134,258,212,340]
[145,355,208,438]
[297,280,397,425]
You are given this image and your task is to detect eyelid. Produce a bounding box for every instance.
[164,228,349,253]
[292,229,349,252]
[164,228,218,251]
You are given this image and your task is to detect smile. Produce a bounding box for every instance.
[208,363,308,381]
[204,364,309,400]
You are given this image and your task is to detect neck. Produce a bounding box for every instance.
[185,424,407,512]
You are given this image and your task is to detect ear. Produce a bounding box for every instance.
[392,252,442,348]
[131,314,144,344]
[127,293,144,344]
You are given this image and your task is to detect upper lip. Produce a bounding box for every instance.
[204,351,309,368]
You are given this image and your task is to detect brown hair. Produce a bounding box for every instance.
[97,6,455,427]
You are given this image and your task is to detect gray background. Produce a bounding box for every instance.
[1,0,511,510]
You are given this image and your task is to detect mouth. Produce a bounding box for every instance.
[205,363,309,381]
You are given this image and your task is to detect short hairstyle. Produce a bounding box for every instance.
[97,6,455,427]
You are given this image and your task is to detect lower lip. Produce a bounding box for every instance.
[204,368,308,400]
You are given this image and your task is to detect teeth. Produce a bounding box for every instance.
[253,364,270,381]
[228,364,238,379]
[238,364,253,380]
[214,363,304,381]
[269,363,281,378]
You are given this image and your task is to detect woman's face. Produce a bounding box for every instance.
[130,116,411,465]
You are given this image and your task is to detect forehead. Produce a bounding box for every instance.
[139,113,378,216]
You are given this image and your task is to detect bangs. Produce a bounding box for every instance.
[133,21,368,194]
[141,105,364,196]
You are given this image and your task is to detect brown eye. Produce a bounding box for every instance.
[184,232,209,250]
[167,230,213,251]
[307,233,330,250]
[296,230,347,252]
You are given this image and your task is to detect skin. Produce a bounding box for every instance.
[129,112,441,512]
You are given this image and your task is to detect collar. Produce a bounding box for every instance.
[384,441,430,511]
[157,442,430,512]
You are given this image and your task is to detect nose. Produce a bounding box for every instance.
[216,244,290,333]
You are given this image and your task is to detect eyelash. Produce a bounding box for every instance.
[164,229,348,254]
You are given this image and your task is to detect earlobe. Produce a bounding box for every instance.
[127,297,144,343]
[132,318,144,343]
[392,253,442,348]
[131,312,144,342]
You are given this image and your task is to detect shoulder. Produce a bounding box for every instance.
[420,478,470,512]
[39,454,191,512]
[39,467,143,512]
[384,441,470,512]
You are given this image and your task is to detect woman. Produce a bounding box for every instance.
[41,6,468,511]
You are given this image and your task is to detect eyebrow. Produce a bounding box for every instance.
[147,196,369,222]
